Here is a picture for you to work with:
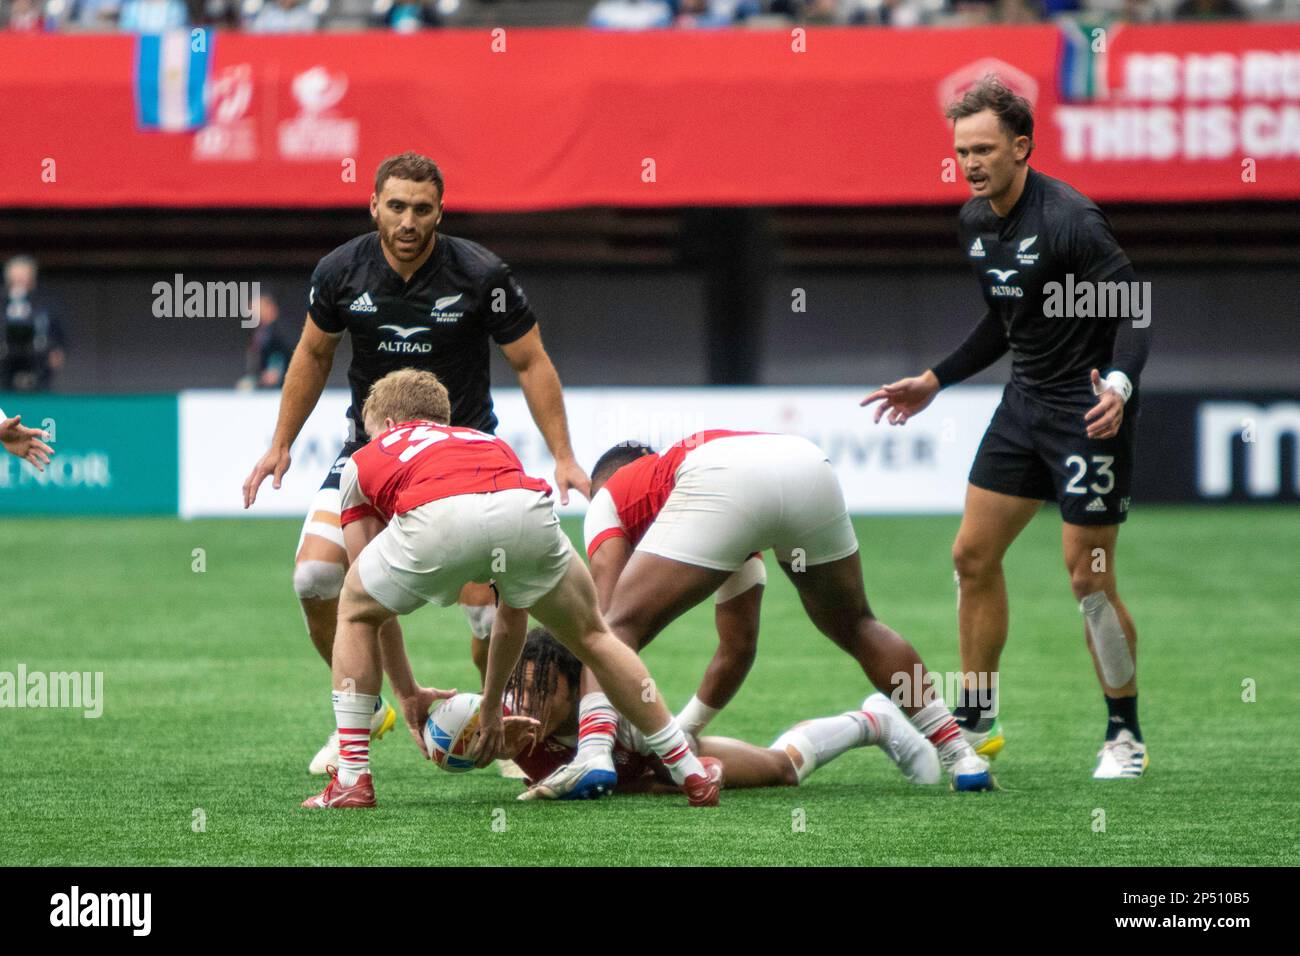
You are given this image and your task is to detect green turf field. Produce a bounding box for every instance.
[1,508,1296,866]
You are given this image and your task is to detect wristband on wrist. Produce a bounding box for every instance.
[1101,370,1133,404]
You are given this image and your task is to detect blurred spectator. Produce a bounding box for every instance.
[5,0,44,29]
[372,0,445,30]
[1,256,66,393]
[118,0,188,30]
[238,294,295,391]
[243,0,321,31]
[71,0,122,28]
[1174,0,1244,17]
[588,0,674,28]
[675,0,759,25]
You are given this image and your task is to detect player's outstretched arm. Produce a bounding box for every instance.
[860,371,941,426]
[501,326,590,505]
[242,317,341,508]
[861,309,1008,425]
[474,604,530,767]
[588,536,632,613]
[0,413,54,471]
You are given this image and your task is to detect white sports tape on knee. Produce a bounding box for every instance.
[715,555,767,605]
[1080,591,1134,688]
[460,602,496,640]
[296,487,344,552]
[294,560,345,601]
[769,728,816,784]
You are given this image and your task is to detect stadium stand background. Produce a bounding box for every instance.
[2,203,1297,393]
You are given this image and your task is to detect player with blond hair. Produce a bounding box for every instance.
[301,369,719,809]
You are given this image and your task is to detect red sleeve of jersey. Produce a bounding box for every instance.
[340,503,381,527]
[586,526,627,560]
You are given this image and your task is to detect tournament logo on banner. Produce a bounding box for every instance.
[277,66,359,161]
[134,30,213,133]
[192,63,257,162]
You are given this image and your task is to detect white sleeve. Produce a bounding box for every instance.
[338,457,375,525]
[582,486,625,557]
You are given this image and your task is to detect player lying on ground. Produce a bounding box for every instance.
[862,77,1151,778]
[301,369,719,809]
[499,627,940,797]
[241,152,589,775]
[529,429,993,800]
[586,440,766,741]
[0,409,53,470]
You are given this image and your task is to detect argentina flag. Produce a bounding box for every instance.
[135,31,213,132]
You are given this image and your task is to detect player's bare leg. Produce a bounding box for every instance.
[950,484,1042,756]
[302,566,393,809]
[294,533,347,665]
[677,583,762,736]
[297,532,397,774]
[1063,522,1146,778]
[778,550,990,790]
[566,552,731,790]
[523,555,719,805]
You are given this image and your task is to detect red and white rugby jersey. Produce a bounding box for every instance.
[583,429,761,559]
[340,420,551,527]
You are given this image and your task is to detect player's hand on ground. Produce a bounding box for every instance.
[242,445,292,508]
[861,371,940,425]
[1085,369,1125,440]
[553,456,591,506]
[400,685,458,758]
[0,415,54,471]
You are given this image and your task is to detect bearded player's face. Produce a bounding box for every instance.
[952,109,1027,203]
[371,177,441,262]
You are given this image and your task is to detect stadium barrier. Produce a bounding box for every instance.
[4,24,1300,210]
[0,389,1295,516]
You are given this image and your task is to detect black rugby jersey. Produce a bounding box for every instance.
[307,232,537,437]
[954,167,1138,407]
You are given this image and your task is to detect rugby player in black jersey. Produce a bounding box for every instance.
[242,153,590,775]
[863,78,1151,779]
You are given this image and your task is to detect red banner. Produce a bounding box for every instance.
[3,25,1299,209]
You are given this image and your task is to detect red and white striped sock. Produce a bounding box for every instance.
[576,693,618,765]
[333,690,377,787]
[644,719,705,785]
[910,699,974,769]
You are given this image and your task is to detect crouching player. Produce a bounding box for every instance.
[301,369,719,809]
[586,441,767,742]
[533,429,994,798]
[506,629,940,796]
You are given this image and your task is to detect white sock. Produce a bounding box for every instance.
[576,693,618,766]
[910,699,974,770]
[770,711,879,783]
[644,719,706,785]
[333,690,377,787]
[675,695,721,737]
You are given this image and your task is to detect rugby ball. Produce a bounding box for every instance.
[423,693,483,773]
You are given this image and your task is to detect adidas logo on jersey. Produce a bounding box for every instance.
[349,292,378,313]
[969,237,986,258]
[1086,496,1108,513]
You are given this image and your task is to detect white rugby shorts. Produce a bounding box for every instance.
[357,488,571,614]
[637,434,859,572]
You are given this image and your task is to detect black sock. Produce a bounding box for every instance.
[953,686,996,733]
[1105,694,1142,743]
